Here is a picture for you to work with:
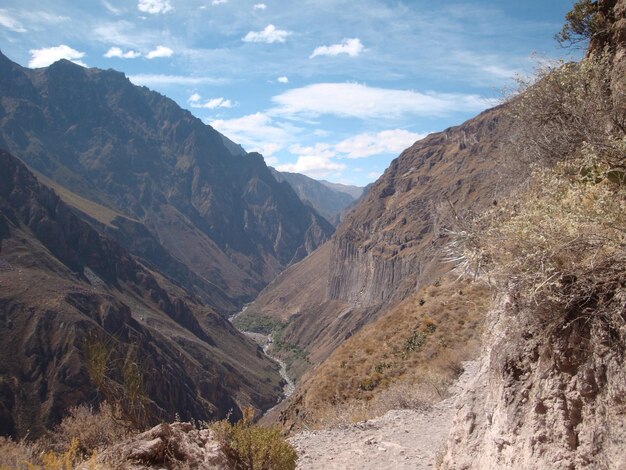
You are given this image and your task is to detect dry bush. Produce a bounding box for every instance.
[51,402,132,457]
[0,436,39,470]
[212,407,297,470]
[452,49,626,339]
[509,51,623,168]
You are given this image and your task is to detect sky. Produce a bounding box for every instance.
[0,0,580,186]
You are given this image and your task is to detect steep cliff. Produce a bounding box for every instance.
[0,52,333,313]
[244,105,512,376]
[0,149,283,438]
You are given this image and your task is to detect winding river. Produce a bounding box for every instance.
[230,306,295,408]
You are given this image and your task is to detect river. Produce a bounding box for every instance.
[230,306,295,408]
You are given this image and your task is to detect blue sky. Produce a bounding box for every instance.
[0,0,579,186]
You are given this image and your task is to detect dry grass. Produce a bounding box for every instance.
[0,403,133,469]
[284,277,491,429]
[451,50,626,339]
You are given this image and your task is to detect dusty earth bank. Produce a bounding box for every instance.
[289,361,479,470]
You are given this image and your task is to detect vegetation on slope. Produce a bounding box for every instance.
[455,47,625,337]
[279,277,491,430]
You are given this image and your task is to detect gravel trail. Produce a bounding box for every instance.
[289,361,478,470]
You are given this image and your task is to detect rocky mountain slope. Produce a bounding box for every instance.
[242,104,512,379]
[270,168,359,226]
[0,149,283,438]
[0,51,333,314]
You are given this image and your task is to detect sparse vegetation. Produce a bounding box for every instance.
[282,277,491,429]
[556,0,609,47]
[83,336,150,430]
[452,48,626,340]
[0,403,132,469]
[233,314,286,336]
[211,407,297,470]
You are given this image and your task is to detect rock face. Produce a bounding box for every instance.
[96,422,231,469]
[270,169,359,226]
[0,51,333,313]
[441,298,626,469]
[0,150,283,438]
[245,105,511,375]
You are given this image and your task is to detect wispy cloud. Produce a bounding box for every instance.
[129,74,226,86]
[335,129,428,159]
[212,0,228,4]
[242,24,290,44]
[137,0,172,14]
[277,76,289,84]
[28,45,86,68]
[104,46,140,58]
[253,3,267,10]
[102,1,123,15]
[0,9,26,32]
[146,45,173,58]
[271,83,492,119]
[188,93,232,109]
[310,38,364,59]
[209,112,302,156]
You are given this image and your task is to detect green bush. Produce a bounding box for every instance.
[211,408,297,470]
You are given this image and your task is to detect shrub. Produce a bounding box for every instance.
[555,0,609,47]
[451,49,626,337]
[211,407,297,470]
[52,402,132,457]
[83,336,150,430]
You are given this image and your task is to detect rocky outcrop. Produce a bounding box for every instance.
[96,422,231,469]
[441,297,626,469]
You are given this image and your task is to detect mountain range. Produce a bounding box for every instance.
[0,50,338,437]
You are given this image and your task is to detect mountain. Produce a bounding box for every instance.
[0,149,283,438]
[0,51,333,314]
[319,180,364,200]
[270,169,360,226]
[241,105,512,379]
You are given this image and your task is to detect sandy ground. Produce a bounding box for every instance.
[289,361,478,470]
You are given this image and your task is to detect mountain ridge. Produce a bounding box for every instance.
[0,50,333,315]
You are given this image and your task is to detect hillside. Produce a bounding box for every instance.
[0,51,333,314]
[0,149,284,438]
[241,104,513,379]
[270,168,359,226]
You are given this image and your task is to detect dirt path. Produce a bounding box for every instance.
[288,361,478,470]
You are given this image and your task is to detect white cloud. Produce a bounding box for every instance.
[310,38,364,59]
[137,0,172,14]
[102,1,122,15]
[253,3,267,9]
[188,94,232,109]
[335,129,428,159]
[129,74,226,86]
[242,24,290,44]
[146,45,173,59]
[104,46,141,58]
[0,9,26,32]
[271,83,492,119]
[28,45,86,68]
[277,76,289,84]
[277,144,346,177]
[209,112,301,157]
[212,0,228,4]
